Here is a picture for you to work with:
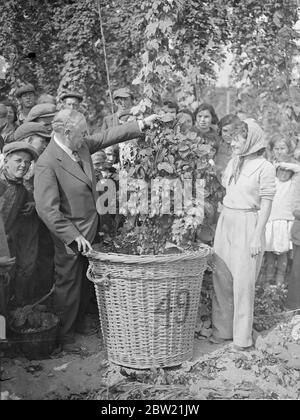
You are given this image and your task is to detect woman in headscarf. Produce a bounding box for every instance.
[210,119,276,350]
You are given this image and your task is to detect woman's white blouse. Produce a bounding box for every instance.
[222,155,276,210]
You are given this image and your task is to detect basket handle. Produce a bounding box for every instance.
[86,264,111,287]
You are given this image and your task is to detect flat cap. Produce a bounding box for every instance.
[16,83,35,98]
[14,122,51,142]
[113,87,133,100]
[26,103,57,122]
[37,93,56,105]
[3,141,39,161]
[60,91,83,102]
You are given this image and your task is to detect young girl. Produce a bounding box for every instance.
[264,138,300,284]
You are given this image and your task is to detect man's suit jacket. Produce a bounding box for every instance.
[101,111,134,133]
[34,121,141,248]
[101,113,120,132]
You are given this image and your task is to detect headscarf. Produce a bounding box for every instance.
[230,118,266,184]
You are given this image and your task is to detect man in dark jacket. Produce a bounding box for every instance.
[34,109,156,347]
[101,87,134,131]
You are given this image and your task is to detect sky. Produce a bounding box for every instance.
[216,52,233,87]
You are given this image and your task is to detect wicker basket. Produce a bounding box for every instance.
[86,244,211,369]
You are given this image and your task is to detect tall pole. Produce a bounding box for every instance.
[96,0,114,114]
[226,88,231,114]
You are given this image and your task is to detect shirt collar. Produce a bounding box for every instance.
[2,169,24,185]
[53,134,76,161]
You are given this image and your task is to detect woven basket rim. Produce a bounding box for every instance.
[85,244,212,264]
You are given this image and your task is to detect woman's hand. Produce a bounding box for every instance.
[250,236,262,258]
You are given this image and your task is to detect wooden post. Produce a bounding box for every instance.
[226,89,231,114]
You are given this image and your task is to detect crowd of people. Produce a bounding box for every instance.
[0,82,300,353]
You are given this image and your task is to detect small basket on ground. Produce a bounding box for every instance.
[9,313,59,360]
[86,244,212,369]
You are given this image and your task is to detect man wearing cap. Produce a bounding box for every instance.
[15,83,36,125]
[1,141,38,306]
[25,103,57,134]
[101,87,138,168]
[34,108,157,347]
[60,91,83,111]
[101,87,134,131]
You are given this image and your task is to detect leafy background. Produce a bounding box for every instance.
[0,0,299,138]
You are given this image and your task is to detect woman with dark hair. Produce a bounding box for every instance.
[211,119,276,350]
[194,103,221,160]
[2,101,18,144]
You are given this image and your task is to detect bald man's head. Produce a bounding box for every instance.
[52,109,88,152]
[52,109,86,132]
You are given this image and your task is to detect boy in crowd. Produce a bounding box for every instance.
[0,142,38,306]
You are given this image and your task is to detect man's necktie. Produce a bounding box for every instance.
[72,151,84,170]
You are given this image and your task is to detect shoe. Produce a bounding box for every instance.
[231,344,254,352]
[209,335,231,344]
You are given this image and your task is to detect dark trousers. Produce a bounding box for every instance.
[286,244,300,310]
[10,213,39,307]
[34,221,55,299]
[53,239,93,342]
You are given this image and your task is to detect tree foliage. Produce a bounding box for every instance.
[0,0,234,115]
[229,0,300,141]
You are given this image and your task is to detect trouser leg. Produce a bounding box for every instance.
[275,252,288,285]
[75,257,93,330]
[265,252,276,284]
[212,212,234,340]
[14,213,39,306]
[34,222,55,299]
[230,212,263,347]
[53,240,92,342]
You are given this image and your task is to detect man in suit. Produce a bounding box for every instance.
[34,109,156,347]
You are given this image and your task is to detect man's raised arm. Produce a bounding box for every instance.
[86,115,158,154]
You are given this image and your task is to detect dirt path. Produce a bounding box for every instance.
[0,333,221,400]
[3,316,299,400]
